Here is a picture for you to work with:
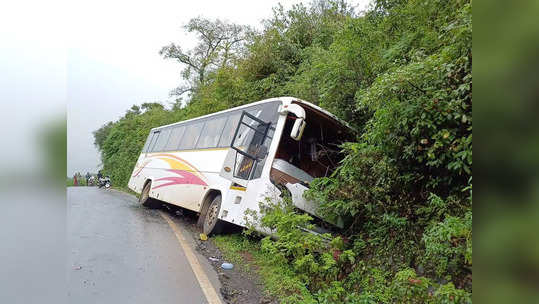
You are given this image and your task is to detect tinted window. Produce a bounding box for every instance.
[142,132,154,152]
[153,128,171,152]
[255,101,280,124]
[250,102,279,179]
[165,126,186,151]
[229,101,281,180]
[218,112,241,147]
[179,122,204,150]
[196,116,228,149]
[232,114,269,180]
[231,103,278,151]
[147,131,160,152]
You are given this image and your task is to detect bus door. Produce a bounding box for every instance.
[219,111,271,187]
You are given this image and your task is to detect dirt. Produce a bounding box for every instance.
[162,204,277,304]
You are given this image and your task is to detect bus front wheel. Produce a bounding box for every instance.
[202,195,223,235]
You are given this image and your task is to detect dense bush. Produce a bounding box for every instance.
[250,0,472,301]
[251,193,471,303]
[94,0,472,302]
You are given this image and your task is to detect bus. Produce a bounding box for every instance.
[128,97,353,235]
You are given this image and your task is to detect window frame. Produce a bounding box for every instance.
[147,130,161,152]
[152,128,172,152]
[164,125,187,152]
[195,115,229,149]
[147,100,281,152]
[178,120,205,150]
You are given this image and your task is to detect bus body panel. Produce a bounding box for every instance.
[129,148,230,212]
[127,97,352,232]
[216,108,288,228]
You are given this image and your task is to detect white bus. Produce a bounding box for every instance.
[128,97,353,235]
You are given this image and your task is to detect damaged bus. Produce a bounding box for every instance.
[128,97,353,235]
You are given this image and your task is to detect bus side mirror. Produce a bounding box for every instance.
[291,118,306,141]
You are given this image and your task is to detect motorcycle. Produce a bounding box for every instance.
[98,176,111,189]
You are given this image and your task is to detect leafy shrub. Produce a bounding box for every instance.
[254,195,343,292]
[422,211,472,278]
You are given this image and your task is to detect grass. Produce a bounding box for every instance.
[66,177,86,186]
[212,234,313,303]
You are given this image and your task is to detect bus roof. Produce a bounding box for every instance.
[291,98,353,131]
[151,97,352,132]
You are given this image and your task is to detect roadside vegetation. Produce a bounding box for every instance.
[94,0,472,302]
[66,177,76,187]
[66,176,88,186]
[214,234,315,302]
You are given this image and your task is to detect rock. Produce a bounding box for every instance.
[218,272,230,280]
[196,242,207,251]
[220,287,237,301]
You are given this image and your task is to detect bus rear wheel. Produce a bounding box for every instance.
[202,195,223,235]
[139,181,157,208]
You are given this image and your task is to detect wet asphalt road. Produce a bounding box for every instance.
[68,187,218,304]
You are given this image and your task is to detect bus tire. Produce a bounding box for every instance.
[139,181,157,208]
[201,195,223,235]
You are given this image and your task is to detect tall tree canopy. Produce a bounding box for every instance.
[160,17,253,98]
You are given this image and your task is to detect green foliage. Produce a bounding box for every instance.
[66,177,75,187]
[160,17,253,97]
[422,211,472,277]
[253,192,471,303]
[256,195,343,291]
[213,234,313,302]
[95,0,472,302]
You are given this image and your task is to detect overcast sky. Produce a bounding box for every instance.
[64,0,370,176]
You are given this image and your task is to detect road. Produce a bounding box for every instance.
[68,187,222,304]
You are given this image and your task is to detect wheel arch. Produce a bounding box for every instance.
[143,178,152,189]
[142,178,155,198]
[197,188,222,228]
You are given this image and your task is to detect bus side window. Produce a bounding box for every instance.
[147,131,160,152]
[153,128,171,152]
[218,112,241,147]
[196,116,228,149]
[142,132,154,152]
[179,122,204,150]
[165,126,186,151]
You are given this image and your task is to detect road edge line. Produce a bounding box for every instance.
[159,211,223,304]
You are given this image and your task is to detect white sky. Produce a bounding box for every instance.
[11,0,369,176]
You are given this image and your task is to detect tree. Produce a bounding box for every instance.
[160,17,253,99]
[93,121,113,150]
[140,102,164,111]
